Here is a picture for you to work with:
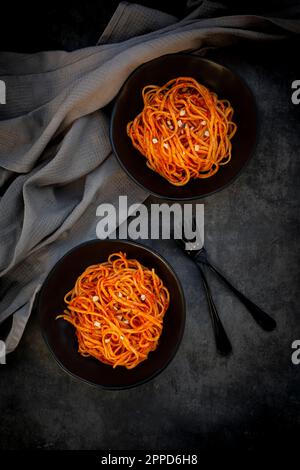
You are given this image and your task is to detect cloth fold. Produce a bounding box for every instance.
[0,1,299,352]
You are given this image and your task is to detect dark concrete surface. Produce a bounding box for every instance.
[0,3,300,452]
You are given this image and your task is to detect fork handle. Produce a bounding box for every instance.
[197,264,232,356]
[202,260,276,332]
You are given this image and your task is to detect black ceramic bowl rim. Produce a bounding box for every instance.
[110,53,257,201]
[39,239,186,390]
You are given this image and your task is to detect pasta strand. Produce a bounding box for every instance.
[56,252,170,369]
[127,77,237,186]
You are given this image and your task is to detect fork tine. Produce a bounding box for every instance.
[183,214,204,250]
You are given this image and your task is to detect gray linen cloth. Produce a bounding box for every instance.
[0,1,299,353]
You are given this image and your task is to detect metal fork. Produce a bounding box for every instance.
[176,237,233,356]
[175,219,276,354]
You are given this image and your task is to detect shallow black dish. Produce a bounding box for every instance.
[110,53,257,200]
[39,240,186,389]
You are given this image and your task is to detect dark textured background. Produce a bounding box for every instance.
[0,0,300,452]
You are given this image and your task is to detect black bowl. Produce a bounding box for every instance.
[39,240,186,389]
[110,53,257,200]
